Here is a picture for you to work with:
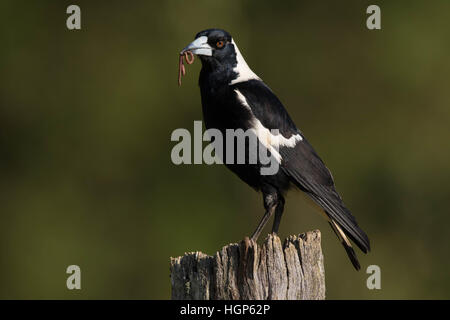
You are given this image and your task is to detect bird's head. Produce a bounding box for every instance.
[180,28,259,85]
[181,29,233,66]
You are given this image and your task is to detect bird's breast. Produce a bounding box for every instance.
[200,86,254,133]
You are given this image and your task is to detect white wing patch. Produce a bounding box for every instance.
[229,39,261,85]
[234,89,303,163]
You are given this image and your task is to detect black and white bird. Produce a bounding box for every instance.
[180,28,370,270]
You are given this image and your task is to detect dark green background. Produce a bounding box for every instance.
[1,0,449,299]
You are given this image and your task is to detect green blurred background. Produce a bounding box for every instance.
[1,0,449,299]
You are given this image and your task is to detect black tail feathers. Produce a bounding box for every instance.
[328,221,363,271]
[342,241,361,270]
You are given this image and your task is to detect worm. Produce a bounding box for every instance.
[178,50,194,86]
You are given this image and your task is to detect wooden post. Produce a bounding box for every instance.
[170,230,325,300]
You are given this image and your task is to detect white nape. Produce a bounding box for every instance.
[229,39,261,85]
[234,89,303,163]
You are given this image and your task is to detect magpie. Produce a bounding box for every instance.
[180,28,370,270]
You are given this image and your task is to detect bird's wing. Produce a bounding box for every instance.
[233,80,370,254]
[231,80,299,138]
[280,139,370,254]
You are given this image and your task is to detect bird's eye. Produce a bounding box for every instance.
[216,40,225,48]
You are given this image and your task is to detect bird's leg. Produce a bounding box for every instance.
[250,193,278,241]
[250,205,276,241]
[271,195,285,234]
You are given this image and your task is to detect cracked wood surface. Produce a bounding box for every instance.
[170,230,325,300]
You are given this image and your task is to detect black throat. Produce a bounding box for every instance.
[198,49,239,90]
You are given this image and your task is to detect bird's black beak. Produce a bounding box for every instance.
[181,36,212,56]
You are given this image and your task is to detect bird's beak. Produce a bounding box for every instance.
[180,36,212,56]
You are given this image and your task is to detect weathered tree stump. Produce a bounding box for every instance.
[170,230,325,300]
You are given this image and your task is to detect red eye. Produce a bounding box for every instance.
[216,40,225,48]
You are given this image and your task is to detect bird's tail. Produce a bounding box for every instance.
[328,219,361,270]
[304,187,370,270]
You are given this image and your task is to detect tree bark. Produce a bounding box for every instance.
[170,230,325,300]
